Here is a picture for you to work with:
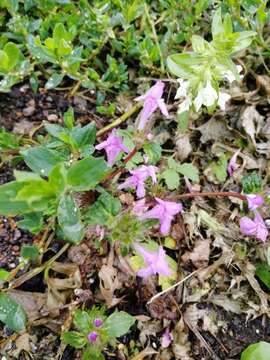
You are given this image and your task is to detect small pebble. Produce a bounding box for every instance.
[47,114,58,121]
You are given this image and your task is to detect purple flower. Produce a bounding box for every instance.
[132,198,149,216]
[135,81,169,130]
[139,198,182,235]
[87,331,98,343]
[161,328,173,348]
[118,165,158,198]
[95,129,129,166]
[246,194,264,211]
[240,211,268,242]
[227,150,240,176]
[93,318,103,327]
[134,244,172,278]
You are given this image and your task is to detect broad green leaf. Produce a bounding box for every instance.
[167,53,202,78]
[84,191,121,226]
[177,163,199,182]
[162,169,180,190]
[242,172,262,194]
[255,263,270,290]
[192,35,207,53]
[0,181,31,215]
[20,244,39,261]
[82,347,105,360]
[21,146,65,175]
[48,163,67,194]
[211,8,223,37]
[0,269,10,281]
[74,310,91,335]
[61,331,87,349]
[70,122,96,149]
[104,311,135,338]
[45,73,64,89]
[67,156,107,191]
[210,154,228,183]
[4,42,20,70]
[17,212,44,234]
[241,341,270,360]
[53,23,68,45]
[58,194,84,244]
[143,142,161,164]
[0,292,27,332]
[0,50,9,72]
[43,122,66,139]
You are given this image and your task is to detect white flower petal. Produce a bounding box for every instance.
[217,92,231,110]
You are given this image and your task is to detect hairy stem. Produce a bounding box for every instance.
[171,191,246,201]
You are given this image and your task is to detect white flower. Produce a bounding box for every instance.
[178,97,192,114]
[175,79,189,99]
[194,81,218,112]
[217,92,231,110]
[223,64,243,83]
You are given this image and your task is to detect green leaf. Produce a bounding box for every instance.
[17,212,44,234]
[21,146,65,175]
[48,163,67,194]
[143,142,161,164]
[70,122,96,149]
[242,172,262,194]
[20,244,39,261]
[104,311,135,338]
[192,35,208,53]
[53,23,68,45]
[255,263,270,290]
[74,310,91,334]
[241,341,270,360]
[67,156,107,191]
[211,8,223,37]
[177,163,199,182]
[3,42,20,70]
[45,73,64,89]
[162,169,180,190]
[210,154,228,183]
[43,122,66,139]
[0,181,31,215]
[84,191,121,226]
[61,331,87,349]
[57,194,84,244]
[167,53,202,78]
[0,292,27,332]
[0,269,10,281]
[64,107,74,130]
[0,50,9,72]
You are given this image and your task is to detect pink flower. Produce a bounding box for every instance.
[88,331,98,343]
[139,198,182,235]
[93,318,103,327]
[246,194,264,211]
[161,328,173,348]
[132,198,149,216]
[95,129,129,166]
[118,165,158,198]
[240,211,268,242]
[227,150,240,176]
[135,81,169,130]
[134,244,172,278]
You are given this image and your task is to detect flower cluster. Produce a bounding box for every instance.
[240,194,268,242]
[87,318,103,344]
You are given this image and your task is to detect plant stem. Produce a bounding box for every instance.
[144,4,165,73]
[170,191,246,201]
[96,102,142,137]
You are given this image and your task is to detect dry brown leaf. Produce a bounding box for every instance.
[175,133,192,161]
[208,294,244,314]
[197,117,233,144]
[241,106,264,145]
[98,264,123,307]
[182,239,210,268]
[172,318,193,360]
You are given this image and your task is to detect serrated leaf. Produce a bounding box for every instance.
[73,310,91,335]
[61,331,87,349]
[241,341,270,360]
[104,311,135,338]
[0,292,27,332]
[17,212,43,234]
[143,142,161,164]
[67,156,107,191]
[58,194,84,244]
[70,122,96,149]
[177,163,199,182]
[162,168,180,190]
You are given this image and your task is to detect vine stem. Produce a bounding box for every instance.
[96,102,142,137]
[170,191,247,201]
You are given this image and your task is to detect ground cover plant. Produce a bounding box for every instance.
[0,1,270,359]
